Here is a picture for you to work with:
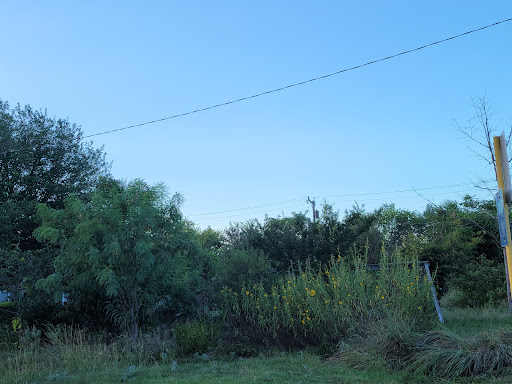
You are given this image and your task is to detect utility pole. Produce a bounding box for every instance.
[493,134,512,310]
[307,197,316,223]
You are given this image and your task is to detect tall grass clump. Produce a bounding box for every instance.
[335,312,512,379]
[222,251,437,349]
[174,320,220,355]
[0,324,176,383]
[409,329,512,378]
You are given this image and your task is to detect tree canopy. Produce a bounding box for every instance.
[35,178,197,339]
[0,100,110,250]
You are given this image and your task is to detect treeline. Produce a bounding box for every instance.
[0,100,506,341]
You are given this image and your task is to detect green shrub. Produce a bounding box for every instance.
[211,248,276,294]
[174,321,219,355]
[448,255,506,307]
[222,252,437,349]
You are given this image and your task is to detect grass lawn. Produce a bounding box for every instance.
[442,307,512,335]
[0,350,428,384]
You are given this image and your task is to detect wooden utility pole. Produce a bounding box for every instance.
[307,197,316,223]
[493,135,512,310]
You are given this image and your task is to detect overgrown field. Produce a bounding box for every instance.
[2,306,512,383]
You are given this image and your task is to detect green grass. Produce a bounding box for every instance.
[3,307,512,383]
[442,306,512,335]
[0,349,427,384]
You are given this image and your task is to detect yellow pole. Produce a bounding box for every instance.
[493,136,512,288]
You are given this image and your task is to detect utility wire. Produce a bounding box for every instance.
[188,197,306,217]
[192,185,487,221]
[83,17,512,139]
[193,190,468,222]
[189,181,490,218]
[322,181,486,198]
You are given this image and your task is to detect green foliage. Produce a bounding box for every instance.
[0,100,110,328]
[378,204,425,252]
[398,197,503,299]
[35,177,197,339]
[223,252,436,349]
[211,248,276,294]
[225,204,384,274]
[0,341,419,384]
[448,255,506,307]
[173,321,220,355]
[0,100,109,250]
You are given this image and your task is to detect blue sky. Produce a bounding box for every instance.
[2,2,511,230]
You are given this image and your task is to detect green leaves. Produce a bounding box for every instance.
[96,267,120,297]
[35,177,194,339]
[35,272,63,303]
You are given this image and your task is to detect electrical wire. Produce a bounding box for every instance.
[193,203,308,221]
[188,197,306,217]
[82,17,512,139]
[322,182,484,199]
[191,184,489,222]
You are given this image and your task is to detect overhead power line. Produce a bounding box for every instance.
[190,182,490,221]
[322,181,484,198]
[188,197,305,217]
[83,17,512,139]
[193,189,480,222]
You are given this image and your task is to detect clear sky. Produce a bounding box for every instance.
[2,1,511,230]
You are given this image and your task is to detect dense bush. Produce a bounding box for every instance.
[210,247,276,295]
[222,252,437,349]
[448,255,506,307]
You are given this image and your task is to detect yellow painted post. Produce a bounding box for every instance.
[493,137,512,291]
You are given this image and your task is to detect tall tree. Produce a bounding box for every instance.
[0,100,110,250]
[0,100,110,324]
[35,178,192,339]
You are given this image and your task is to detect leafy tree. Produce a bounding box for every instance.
[225,214,316,271]
[331,204,383,262]
[378,203,424,252]
[224,204,384,273]
[399,197,503,301]
[0,100,109,250]
[211,247,275,294]
[35,178,191,339]
[0,100,109,325]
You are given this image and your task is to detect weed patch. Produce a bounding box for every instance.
[223,253,436,349]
